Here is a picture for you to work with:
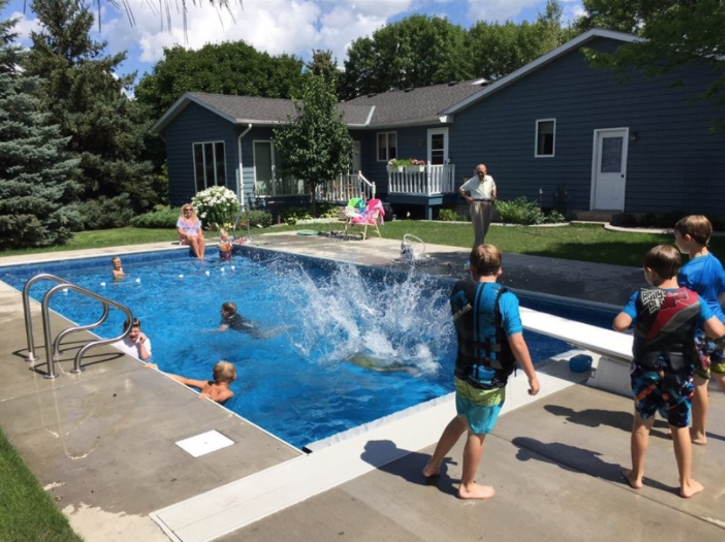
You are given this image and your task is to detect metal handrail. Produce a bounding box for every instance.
[22,273,134,379]
[232,205,252,242]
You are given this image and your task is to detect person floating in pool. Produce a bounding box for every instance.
[346,351,420,375]
[146,360,236,404]
[111,256,125,279]
[218,301,290,339]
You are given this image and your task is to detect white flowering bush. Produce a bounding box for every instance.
[191,186,240,230]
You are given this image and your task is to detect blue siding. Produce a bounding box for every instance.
[450,37,725,214]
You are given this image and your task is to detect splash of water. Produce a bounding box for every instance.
[274,261,454,375]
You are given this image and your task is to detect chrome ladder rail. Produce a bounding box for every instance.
[23,273,134,379]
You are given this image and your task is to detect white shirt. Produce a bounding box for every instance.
[113,336,152,360]
[460,175,496,200]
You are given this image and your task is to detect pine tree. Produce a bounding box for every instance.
[0,1,80,250]
[24,0,157,229]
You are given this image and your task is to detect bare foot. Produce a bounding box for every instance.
[144,363,159,370]
[680,479,704,498]
[422,461,440,479]
[458,483,495,500]
[690,429,707,446]
[622,469,643,490]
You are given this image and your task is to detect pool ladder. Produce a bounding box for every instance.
[22,273,135,379]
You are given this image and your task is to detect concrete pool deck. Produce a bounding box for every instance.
[2,233,725,542]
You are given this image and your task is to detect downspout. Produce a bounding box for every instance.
[237,123,253,209]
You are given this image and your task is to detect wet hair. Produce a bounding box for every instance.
[470,244,501,277]
[122,318,141,330]
[643,245,681,282]
[213,360,236,384]
[674,215,712,247]
[179,204,198,220]
[111,257,121,264]
[221,301,237,315]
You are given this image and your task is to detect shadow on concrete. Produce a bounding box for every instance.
[544,404,672,439]
[360,439,459,497]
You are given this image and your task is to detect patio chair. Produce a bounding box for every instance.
[344,198,385,240]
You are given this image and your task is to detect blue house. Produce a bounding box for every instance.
[151,29,725,220]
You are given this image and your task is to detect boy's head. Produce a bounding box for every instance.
[643,245,681,286]
[111,257,122,268]
[674,215,712,248]
[122,318,142,340]
[221,301,237,317]
[470,244,502,278]
[220,228,229,239]
[213,360,237,384]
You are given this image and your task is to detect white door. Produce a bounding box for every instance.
[351,141,361,172]
[427,128,448,165]
[592,128,628,210]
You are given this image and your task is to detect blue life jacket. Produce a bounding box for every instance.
[633,287,701,371]
[450,280,516,389]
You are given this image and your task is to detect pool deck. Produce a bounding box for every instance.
[2,233,725,542]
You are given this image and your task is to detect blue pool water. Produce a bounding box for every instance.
[1,247,617,449]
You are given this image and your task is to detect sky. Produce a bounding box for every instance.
[2,0,586,87]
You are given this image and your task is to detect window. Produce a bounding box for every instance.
[192,141,226,191]
[377,132,397,162]
[535,119,555,157]
[253,141,305,197]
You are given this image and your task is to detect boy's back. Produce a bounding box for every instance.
[678,253,725,319]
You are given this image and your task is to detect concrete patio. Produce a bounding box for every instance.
[2,233,724,542]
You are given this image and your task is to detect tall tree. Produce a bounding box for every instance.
[135,41,305,123]
[306,48,338,87]
[272,75,352,215]
[0,1,80,250]
[24,0,157,228]
[339,15,470,100]
[572,0,725,131]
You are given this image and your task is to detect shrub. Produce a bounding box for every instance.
[130,206,180,228]
[71,194,135,230]
[281,207,313,225]
[496,196,566,226]
[438,209,462,221]
[191,186,240,230]
[242,209,273,228]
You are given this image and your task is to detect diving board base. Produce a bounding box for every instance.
[587,356,631,397]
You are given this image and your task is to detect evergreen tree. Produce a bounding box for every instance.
[24,0,157,228]
[0,1,80,250]
[273,75,352,215]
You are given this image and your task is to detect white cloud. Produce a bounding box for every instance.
[466,0,543,23]
[6,10,41,44]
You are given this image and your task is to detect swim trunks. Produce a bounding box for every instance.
[630,360,694,428]
[694,328,725,380]
[454,376,505,434]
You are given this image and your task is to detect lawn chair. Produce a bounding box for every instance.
[345,198,385,240]
[338,197,365,238]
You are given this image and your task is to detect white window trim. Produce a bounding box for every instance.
[192,140,226,189]
[377,131,398,162]
[534,119,556,158]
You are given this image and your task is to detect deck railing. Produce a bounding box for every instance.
[388,163,456,195]
[315,172,376,203]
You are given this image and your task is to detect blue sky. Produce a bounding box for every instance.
[2,0,585,86]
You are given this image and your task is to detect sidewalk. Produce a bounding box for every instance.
[2,234,724,542]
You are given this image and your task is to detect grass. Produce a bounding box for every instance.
[4,222,725,268]
[0,430,83,542]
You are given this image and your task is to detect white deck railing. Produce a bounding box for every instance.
[388,164,456,196]
[316,172,376,203]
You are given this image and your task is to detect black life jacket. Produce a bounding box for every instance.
[450,280,516,388]
[633,287,701,371]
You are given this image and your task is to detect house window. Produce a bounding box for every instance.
[535,119,555,157]
[193,141,226,192]
[377,132,397,162]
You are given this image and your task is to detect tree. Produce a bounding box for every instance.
[306,49,338,88]
[339,15,470,100]
[0,1,80,250]
[135,40,305,122]
[272,75,352,215]
[572,0,725,131]
[24,0,157,228]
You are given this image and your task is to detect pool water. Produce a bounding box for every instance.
[1,247,617,449]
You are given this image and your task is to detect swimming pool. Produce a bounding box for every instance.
[1,247,617,449]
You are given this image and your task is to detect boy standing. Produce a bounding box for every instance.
[674,215,725,445]
[422,244,540,499]
[613,245,724,498]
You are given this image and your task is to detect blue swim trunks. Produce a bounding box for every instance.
[694,328,725,380]
[630,359,694,428]
[454,377,505,435]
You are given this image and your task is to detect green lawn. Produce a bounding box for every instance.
[0,430,83,542]
[3,222,721,269]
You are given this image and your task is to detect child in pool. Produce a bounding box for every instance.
[111,257,125,279]
[218,229,233,261]
[146,360,236,404]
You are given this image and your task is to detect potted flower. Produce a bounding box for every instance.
[407,158,426,173]
[387,158,410,173]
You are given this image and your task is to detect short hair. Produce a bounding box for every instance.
[213,360,236,383]
[122,318,141,330]
[111,257,121,263]
[674,215,712,247]
[643,245,681,280]
[470,244,501,277]
[222,301,237,314]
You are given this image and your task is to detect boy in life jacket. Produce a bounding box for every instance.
[613,244,725,498]
[422,244,540,499]
[674,215,725,445]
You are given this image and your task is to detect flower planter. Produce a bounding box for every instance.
[406,165,425,173]
[386,165,404,173]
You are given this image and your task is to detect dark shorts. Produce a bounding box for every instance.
[694,328,725,380]
[630,360,694,428]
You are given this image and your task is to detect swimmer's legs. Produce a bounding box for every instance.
[458,431,495,499]
[422,415,466,478]
[624,411,655,490]
[672,424,704,498]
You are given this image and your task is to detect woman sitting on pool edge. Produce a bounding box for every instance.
[177,204,205,261]
[146,360,236,404]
